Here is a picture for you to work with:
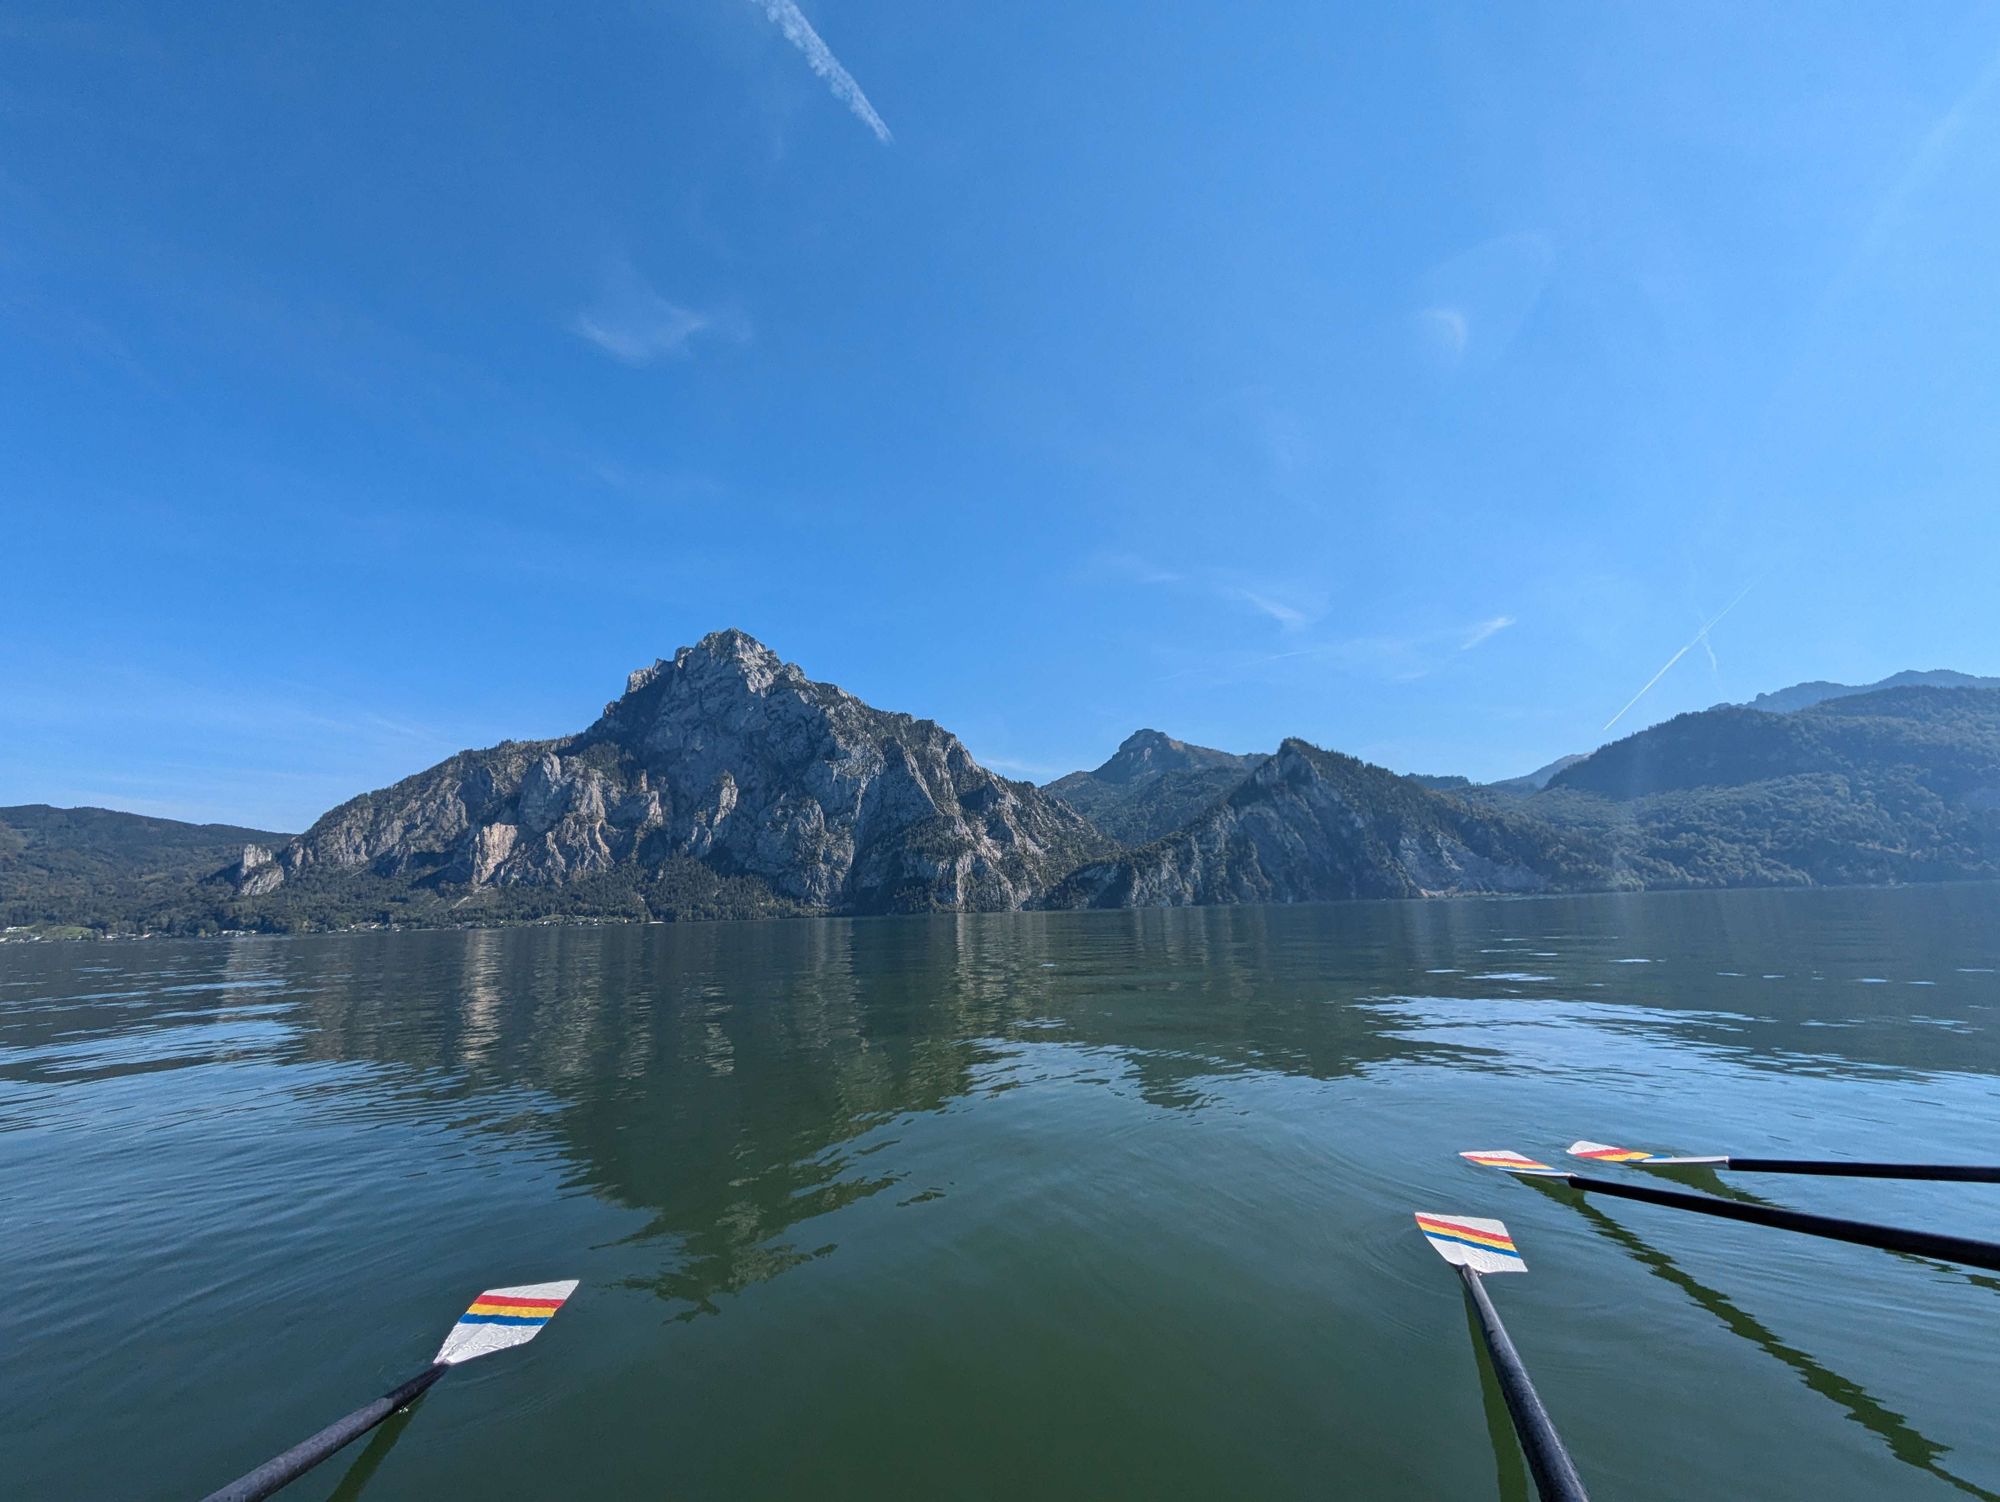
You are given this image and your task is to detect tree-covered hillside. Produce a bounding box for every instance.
[1517,687,2000,888]
[1551,687,2000,801]
[0,805,289,935]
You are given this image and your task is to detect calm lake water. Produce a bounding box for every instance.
[6,886,2000,1500]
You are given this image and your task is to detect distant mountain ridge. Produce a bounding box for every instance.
[1553,686,2000,801]
[1044,730,1262,845]
[1525,686,2000,888]
[1469,669,1998,791]
[1482,753,1586,796]
[8,641,1998,935]
[1744,669,2000,716]
[1052,728,1259,787]
[1048,741,1607,908]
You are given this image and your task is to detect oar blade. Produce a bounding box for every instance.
[1416,1213,1528,1274]
[1461,1149,1564,1176]
[435,1279,579,1366]
[1569,1139,1723,1166]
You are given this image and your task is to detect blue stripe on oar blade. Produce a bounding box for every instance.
[458,1313,551,1326]
[1425,1227,1521,1258]
[433,1278,580,1366]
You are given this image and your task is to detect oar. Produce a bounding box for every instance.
[1463,1150,2000,1273]
[1570,1139,2000,1183]
[199,1279,578,1502]
[1415,1213,1591,1501]
[1555,1192,2000,1502]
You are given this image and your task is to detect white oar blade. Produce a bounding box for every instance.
[435,1279,579,1366]
[1569,1139,1724,1166]
[1460,1149,1564,1176]
[1416,1213,1528,1274]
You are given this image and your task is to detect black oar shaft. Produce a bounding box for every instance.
[1568,1174,2000,1271]
[1727,1158,2000,1183]
[199,1363,448,1502]
[1457,1265,1591,1502]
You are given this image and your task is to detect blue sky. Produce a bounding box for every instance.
[5,3,2000,831]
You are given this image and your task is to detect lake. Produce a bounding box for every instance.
[6,885,2000,1500]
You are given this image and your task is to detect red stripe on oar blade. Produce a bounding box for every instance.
[473,1294,565,1310]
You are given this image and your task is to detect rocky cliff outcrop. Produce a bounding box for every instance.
[253,630,1104,916]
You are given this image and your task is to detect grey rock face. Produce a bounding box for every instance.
[251,630,1102,915]
[227,843,284,897]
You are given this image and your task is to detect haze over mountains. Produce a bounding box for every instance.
[3,638,1996,937]
[1743,669,2000,715]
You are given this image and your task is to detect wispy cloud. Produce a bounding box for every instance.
[1096,552,1184,587]
[0,664,500,830]
[1841,48,2000,294]
[1158,613,1523,687]
[571,267,747,365]
[747,0,892,143]
[1413,232,1552,372]
[1601,581,1756,733]
[1415,306,1469,364]
[977,752,1063,780]
[1094,552,1331,638]
[1230,588,1315,631]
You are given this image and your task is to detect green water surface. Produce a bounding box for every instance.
[5,885,1999,1499]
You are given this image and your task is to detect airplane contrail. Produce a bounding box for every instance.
[1601,580,1757,734]
[749,0,893,143]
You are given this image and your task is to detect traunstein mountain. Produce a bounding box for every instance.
[247,630,1102,917]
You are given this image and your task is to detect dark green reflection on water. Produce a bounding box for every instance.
[1466,1295,1534,1502]
[324,1401,423,1502]
[1604,1163,2000,1294]
[268,911,1486,1317]
[1524,1177,2000,1500]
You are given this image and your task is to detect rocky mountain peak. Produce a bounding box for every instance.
[1092,729,1176,783]
[620,628,798,703]
[1092,728,1254,785]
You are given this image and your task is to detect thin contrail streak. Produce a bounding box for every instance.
[1602,581,1757,733]
[749,0,893,143]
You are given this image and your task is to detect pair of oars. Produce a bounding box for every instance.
[1419,1142,2000,1499]
[198,1279,578,1502]
[1465,1145,2000,1273]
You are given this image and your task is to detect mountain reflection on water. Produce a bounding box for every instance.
[4,884,1999,1500]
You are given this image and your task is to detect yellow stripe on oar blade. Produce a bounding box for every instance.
[1415,1213,1528,1275]
[1460,1149,1563,1176]
[434,1279,579,1366]
[1569,1140,1656,1162]
[1568,1139,1727,1166]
